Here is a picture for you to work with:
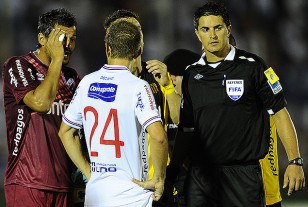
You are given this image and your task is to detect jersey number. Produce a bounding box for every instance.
[84,106,124,158]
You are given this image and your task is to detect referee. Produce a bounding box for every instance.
[169,2,305,207]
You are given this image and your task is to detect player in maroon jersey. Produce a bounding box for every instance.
[2,8,80,207]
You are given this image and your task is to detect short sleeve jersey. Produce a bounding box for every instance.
[180,46,286,165]
[63,64,161,206]
[139,61,169,179]
[2,52,80,192]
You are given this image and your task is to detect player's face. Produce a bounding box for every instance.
[195,15,230,59]
[55,25,77,65]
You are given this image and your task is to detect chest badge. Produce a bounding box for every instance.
[226,80,244,101]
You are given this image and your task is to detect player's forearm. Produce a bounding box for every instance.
[59,124,91,180]
[272,107,301,160]
[147,122,168,181]
[166,91,181,125]
[150,137,168,181]
[23,59,63,112]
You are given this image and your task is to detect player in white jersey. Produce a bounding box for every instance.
[59,20,168,207]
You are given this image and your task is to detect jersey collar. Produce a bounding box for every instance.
[102,64,130,72]
[197,45,236,66]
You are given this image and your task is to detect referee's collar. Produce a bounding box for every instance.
[198,45,236,66]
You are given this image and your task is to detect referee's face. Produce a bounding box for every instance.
[195,15,231,61]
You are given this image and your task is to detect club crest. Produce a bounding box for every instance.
[226,80,244,101]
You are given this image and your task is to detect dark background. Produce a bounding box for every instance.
[0,0,307,206]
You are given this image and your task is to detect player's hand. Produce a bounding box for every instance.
[146,60,169,86]
[283,165,305,196]
[132,178,165,201]
[45,28,65,62]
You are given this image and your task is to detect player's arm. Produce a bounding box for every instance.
[271,107,305,195]
[58,121,91,181]
[162,77,181,125]
[24,28,66,113]
[146,59,180,124]
[133,121,168,201]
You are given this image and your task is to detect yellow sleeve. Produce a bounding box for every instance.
[259,117,282,205]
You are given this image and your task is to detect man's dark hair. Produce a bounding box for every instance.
[229,33,236,47]
[104,9,139,30]
[105,20,141,60]
[37,8,77,37]
[193,2,231,29]
[164,49,200,76]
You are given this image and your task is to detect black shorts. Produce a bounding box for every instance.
[184,162,265,207]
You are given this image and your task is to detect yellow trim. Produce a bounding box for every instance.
[162,73,175,95]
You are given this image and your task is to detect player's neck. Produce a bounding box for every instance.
[33,49,51,66]
[204,44,231,63]
[108,58,131,69]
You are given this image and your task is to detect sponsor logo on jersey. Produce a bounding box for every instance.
[15,59,28,87]
[267,80,282,95]
[226,80,244,101]
[91,162,117,173]
[13,109,25,156]
[264,67,282,94]
[47,100,69,116]
[36,72,45,81]
[9,68,18,87]
[144,85,154,110]
[264,67,279,84]
[140,130,149,181]
[100,76,114,81]
[88,83,118,102]
[267,128,278,176]
[65,77,74,90]
[194,74,203,80]
[136,92,145,111]
[28,68,35,80]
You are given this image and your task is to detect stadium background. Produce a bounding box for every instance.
[0,0,307,206]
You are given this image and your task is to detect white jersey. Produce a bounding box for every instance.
[63,64,161,207]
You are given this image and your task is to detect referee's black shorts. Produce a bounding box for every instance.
[184,162,266,207]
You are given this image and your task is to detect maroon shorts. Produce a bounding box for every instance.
[5,184,70,207]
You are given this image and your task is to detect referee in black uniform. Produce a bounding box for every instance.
[168,2,305,207]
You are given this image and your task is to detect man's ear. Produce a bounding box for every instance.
[227,25,232,37]
[38,33,47,46]
[105,43,111,58]
[133,47,142,59]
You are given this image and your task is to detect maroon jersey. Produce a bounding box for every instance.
[2,52,81,192]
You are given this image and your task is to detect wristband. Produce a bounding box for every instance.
[288,157,303,166]
[164,73,175,95]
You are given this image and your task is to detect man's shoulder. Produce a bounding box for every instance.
[3,53,30,68]
[235,49,265,64]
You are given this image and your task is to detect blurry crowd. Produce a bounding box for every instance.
[0,0,307,201]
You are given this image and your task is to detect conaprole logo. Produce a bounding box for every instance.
[88,83,118,102]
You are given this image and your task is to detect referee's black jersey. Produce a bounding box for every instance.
[179,46,286,165]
